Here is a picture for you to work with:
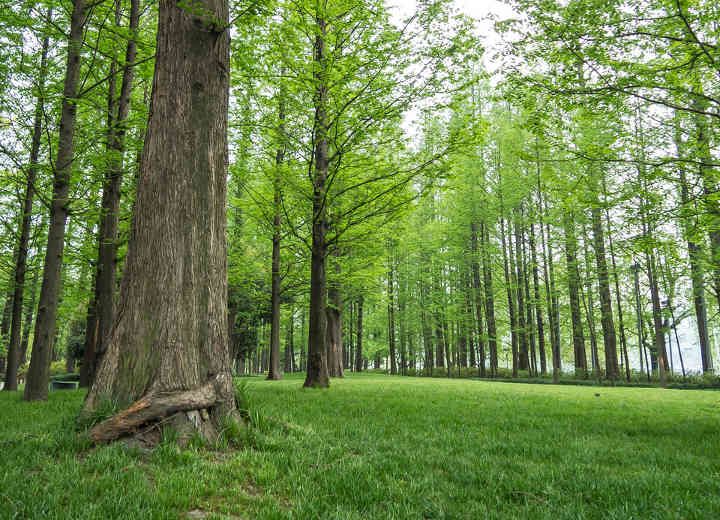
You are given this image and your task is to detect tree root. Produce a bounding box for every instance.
[89,380,219,444]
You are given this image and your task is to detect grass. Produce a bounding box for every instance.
[1,374,719,519]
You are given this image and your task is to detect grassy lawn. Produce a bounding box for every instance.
[1,374,719,519]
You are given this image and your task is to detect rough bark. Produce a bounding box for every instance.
[24,0,87,400]
[304,10,330,388]
[84,0,236,441]
[4,23,49,391]
[387,253,397,375]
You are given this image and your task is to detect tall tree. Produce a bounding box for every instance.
[84,0,238,443]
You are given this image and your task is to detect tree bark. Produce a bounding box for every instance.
[563,213,587,378]
[304,10,330,388]
[24,0,87,400]
[4,21,50,391]
[387,251,397,375]
[84,0,237,442]
[481,221,498,377]
[529,221,547,376]
[268,86,286,381]
[591,203,619,380]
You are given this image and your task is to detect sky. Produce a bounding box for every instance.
[388,0,517,70]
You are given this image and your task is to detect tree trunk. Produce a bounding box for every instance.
[591,204,619,380]
[481,221,498,377]
[304,10,330,388]
[581,226,601,380]
[513,215,529,373]
[84,0,237,443]
[470,223,486,376]
[81,0,140,387]
[563,214,587,378]
[529,221,546,376]
[4,22,50,391]
[675,123,713,373]
[354,295,364,372]
[24,0,87,401]
[387,252,397,375]
[20,261,40,366]
[326,257,344,378]
[268,87,286,381]
[500,217,518,377]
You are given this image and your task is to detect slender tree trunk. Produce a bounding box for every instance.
[326,255,344,378]
[602,181,630,381]
[387,253,397,375]
[581,226,601,380]
[81,0,140,387]
[529,221,546,376]
[20,261,40,366]
[646,248,668,386]
[4,23,50,391]
[591,203,619,380]
[304,11,330,388]
[500,217,518,377]
[268,89,286,381]
[84,0,237,443]
[354,295,364,372]
[481,222,498,377]
[420,278,433,375]
[675,123,713,373]
[564,214,587,378]
[470,223,486,376]
[513,215,529,372]
[24,0,87,400]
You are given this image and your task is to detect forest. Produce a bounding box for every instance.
[0,0,719,518]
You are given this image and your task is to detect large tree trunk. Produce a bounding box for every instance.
[304,11,330,388]
[563,214,587,378]
[4,22,50,391]
[81,0,140,387]
[84,0,236,443]
[24,0,87,401]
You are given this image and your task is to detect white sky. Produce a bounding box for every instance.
[388,0,517,70]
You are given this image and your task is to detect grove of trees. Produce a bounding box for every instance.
[0,0,718,441]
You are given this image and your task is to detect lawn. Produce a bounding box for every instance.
[1,374,719,519]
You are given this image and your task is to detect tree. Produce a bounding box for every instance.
[83,0,238,444]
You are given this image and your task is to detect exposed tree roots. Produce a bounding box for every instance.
[89,378,231,444]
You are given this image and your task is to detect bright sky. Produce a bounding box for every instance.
[388,0,517,70]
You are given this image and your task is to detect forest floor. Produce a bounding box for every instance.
[1,374,719,519]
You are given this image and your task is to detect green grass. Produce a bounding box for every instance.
[1,374,719,519]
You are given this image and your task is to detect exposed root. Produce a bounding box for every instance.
[89,380,219,444]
